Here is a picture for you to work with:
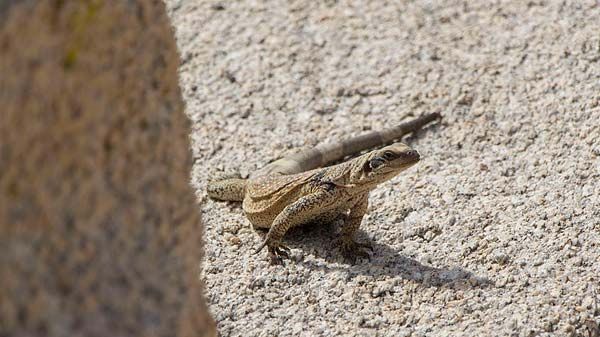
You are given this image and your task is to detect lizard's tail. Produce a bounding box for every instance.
[254,112,441,176]
[207,177,247,201]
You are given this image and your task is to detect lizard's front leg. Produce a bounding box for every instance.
[255,189,335,265]
[340,193,372,263]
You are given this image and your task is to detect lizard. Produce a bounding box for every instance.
[207,112,441,264]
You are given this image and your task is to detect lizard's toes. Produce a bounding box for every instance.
[268,252,285,265]
[341,240,372,264]
[267,244,291,265]
[344,254,357,264]
[275,246,290,259]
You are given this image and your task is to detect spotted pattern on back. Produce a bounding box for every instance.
[246,170,316,199]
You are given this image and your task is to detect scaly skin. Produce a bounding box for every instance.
[207,113,440,264]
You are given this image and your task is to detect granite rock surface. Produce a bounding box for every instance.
[0,1,215,336]
[167,1,599,336]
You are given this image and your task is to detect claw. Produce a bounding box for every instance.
[268,245,291,265]
[253,240,268,255]
[340,240,372,264]
[255,239,292,265]
[275,246,290,259]
[269,251,285,265]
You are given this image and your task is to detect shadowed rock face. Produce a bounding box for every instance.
[0,1,216,336]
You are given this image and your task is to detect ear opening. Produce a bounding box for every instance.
[366,157,385,172]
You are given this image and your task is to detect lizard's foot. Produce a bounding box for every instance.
[340,239,373,264]
[268,244,291,265]
[254,240,291,265]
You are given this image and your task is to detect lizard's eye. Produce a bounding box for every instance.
[383,151,396,160]
[367,157,385,171]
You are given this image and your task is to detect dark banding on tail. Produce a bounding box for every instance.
[253,113,441,177]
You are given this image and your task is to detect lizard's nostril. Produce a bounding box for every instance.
[406,150,420,159]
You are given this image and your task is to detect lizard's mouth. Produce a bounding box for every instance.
[379,159,419,176]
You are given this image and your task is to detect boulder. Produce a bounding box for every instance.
[0,1,216,336]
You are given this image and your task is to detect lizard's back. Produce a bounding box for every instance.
[243,170,319,228]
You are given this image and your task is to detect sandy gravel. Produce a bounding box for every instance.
[165,1,600,336]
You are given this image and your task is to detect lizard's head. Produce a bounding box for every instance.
[351,143,420,185]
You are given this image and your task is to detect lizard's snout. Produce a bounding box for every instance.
[403,149,420,161]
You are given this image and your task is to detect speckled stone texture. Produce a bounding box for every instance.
[0,1,215,336]
[167,1,599,336]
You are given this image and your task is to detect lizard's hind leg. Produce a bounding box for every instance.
[207,171,247,201]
